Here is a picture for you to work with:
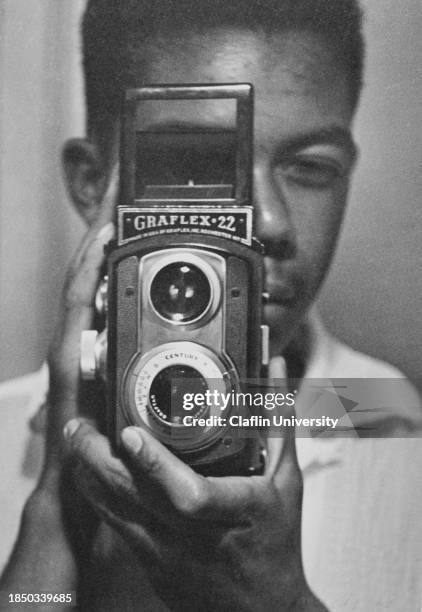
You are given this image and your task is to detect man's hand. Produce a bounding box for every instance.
[40,171,117,491]
[64,359,325,611]
[0,176,117,605]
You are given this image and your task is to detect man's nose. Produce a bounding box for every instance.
[253,161,296,258]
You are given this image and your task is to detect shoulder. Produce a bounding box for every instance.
[328,336,412,379]
[307,309,413,379]
[332,336,421,430]
[306,311,421,430]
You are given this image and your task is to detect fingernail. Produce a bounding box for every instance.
[63,419,81,440]
[121,427,143,454]
[97,222,115,242]
[269,356,287,380]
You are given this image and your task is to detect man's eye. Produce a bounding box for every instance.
[277,157,344,188]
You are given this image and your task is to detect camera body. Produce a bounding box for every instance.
[81,84,269,476]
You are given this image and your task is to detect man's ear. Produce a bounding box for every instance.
[62,138,107,226]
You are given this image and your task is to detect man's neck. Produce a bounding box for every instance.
[282,320,312,380]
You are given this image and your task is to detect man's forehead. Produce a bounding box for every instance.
[133,28,347,96]
[127,28,353,134]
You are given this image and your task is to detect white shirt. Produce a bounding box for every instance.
[297,316,422,611]
[0,318,421,611]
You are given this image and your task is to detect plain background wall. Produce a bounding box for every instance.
[0,0,86,384]
[318,0,422,390]
[0,0,421,391]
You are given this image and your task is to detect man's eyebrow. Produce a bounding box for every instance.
[141,122,357,159]
[279,126,357,160]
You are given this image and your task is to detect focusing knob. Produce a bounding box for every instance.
[80,330,99,380]
[95,276,108,315]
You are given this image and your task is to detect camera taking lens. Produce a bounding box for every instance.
[149,364,208,423]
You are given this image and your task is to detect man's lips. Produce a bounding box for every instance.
[264,281,297,305]
[263,259,308,307]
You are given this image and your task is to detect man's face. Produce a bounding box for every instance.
[117,28,356,355]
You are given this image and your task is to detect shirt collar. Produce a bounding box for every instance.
[294,309,346,473]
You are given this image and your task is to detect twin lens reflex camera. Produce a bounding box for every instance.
[80,84,269,476]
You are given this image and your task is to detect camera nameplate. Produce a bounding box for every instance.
[118,205,253,247]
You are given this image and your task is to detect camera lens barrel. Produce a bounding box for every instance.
[149,364,208,422]
[145,250,221,329]
[150,262,211,323]
[123,341,238,453]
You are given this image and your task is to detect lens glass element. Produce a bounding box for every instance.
[150,262,211,322]
[149,365,208,424]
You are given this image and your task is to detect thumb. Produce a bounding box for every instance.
[264,356,287,476]
[120,426,209,516]
[264,355,300,484]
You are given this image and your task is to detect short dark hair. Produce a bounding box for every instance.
[82,0,365,134]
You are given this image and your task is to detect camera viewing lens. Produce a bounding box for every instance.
[150,262,211,322]
[149,365,208,424]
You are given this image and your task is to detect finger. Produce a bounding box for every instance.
[121,426,255,524]
[264,357,288,477]
[265,356,301,490]
[77,481,162,566]
[63,222,114,322]
[71,453,165,536]
[64,419,141,502]
[69,451,204,594]
[49,221,114,389]
[74,493,190,603]
[71,163,119,260]
[96,162,119,227]
[64,419,191,532]
[121,427,211,516]
[66,419,258,526]
[82,500,213,606]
